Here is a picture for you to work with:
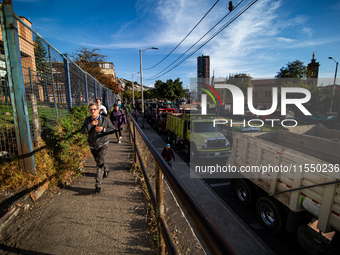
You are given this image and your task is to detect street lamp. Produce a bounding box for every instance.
[328,57,339,114]
[140,47,158,128]
[132,72,139,108]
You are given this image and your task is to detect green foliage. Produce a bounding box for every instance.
[155,78,186,100]
[144,89,157,100]
[34,37,51,102]
[276,60,307,78]
[228,73,253,95]
[42,104,90,178]
[0,104,90,191]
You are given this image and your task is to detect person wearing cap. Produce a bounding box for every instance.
[161,144,175,168]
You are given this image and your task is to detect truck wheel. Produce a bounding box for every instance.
[296,224,340,255]
[256,197,287,234]
[234,179,257,208]
[190,142,198,161]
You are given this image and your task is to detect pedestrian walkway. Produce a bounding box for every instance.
[0,127,156,255]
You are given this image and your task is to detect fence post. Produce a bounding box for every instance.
[84,72,88,104]
[155,164,165,254]
[94,80,97,100]
[63,56,72,109]
[1,0,35,173]
[48,45,58,119]
[133,120,137,164]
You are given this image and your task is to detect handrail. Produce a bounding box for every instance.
[125,107,238,255]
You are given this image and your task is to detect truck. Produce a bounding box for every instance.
[227,124,340,255]
[154,107,176,133]
[166,112,231,160]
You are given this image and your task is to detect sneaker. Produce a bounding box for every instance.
[103,171,109,178]
[118,140,121,144]
[119,136,122,140]
[94,186,101,194]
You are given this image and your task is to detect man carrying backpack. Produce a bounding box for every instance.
[110,103,126,144]
[161,144,175,168]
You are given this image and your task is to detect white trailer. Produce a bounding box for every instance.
[227,124,340,255]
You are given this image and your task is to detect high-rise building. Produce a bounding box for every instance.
[197,55,210,88]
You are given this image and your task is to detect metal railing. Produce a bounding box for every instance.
[125,107,238,255]
[0,1,116,170]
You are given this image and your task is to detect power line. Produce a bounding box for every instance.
[148,0,257,80]
[144,0,220,70]
[146,0,245,80]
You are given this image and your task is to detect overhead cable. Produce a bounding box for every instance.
[144,0,220,70]
[148,0,258,80]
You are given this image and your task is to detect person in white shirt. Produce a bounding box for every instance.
[96,98,107,117]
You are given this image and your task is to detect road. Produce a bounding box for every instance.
[152,123,307,255]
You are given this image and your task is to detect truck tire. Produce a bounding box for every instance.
[234,179,257,208]
[256,197,287,234]
[296,224,340,255]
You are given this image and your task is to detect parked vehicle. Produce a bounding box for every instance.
[228,124,340,255]
[154,108,176,133]
[166,112,231,160]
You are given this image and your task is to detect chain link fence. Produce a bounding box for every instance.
[0,10,116,163]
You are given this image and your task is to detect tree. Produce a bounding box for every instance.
[144,89,157,99]
[155,78,186,101]
[276,60,307,78]
[227,73,253,94]
[34,37,50,102]
[73,46,121,94]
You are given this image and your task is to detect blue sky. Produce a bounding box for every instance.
[10,0,340,89]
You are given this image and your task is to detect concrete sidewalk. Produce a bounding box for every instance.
[0,127,156,255]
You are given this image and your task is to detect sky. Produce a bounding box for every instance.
[9,0,340,89]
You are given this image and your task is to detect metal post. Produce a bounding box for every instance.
[63,57,72,109]
[132,74,135,108]
[133,121,137,163]
[140,49,144,128]
[155,164,165,254]
[1,0,35,173]
[94,80,97,100]
[329,59,338,113]
[48,45,58,119]
[84,72,89,104]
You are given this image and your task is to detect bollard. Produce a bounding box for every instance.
[155,164,165,254]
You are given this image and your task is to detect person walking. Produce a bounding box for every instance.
[110,103,126,144]
[161,144,175,168]
[96,98,107,117]
[117,99,122,109]
[81,103,115,194]
[134,109,138,122]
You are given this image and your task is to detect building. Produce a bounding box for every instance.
[307,52,320,79]
[217,53,322,110]
[197,55,210,88]
[98,62,117,83]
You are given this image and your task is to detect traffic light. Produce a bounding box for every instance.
[228,1,234,12]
